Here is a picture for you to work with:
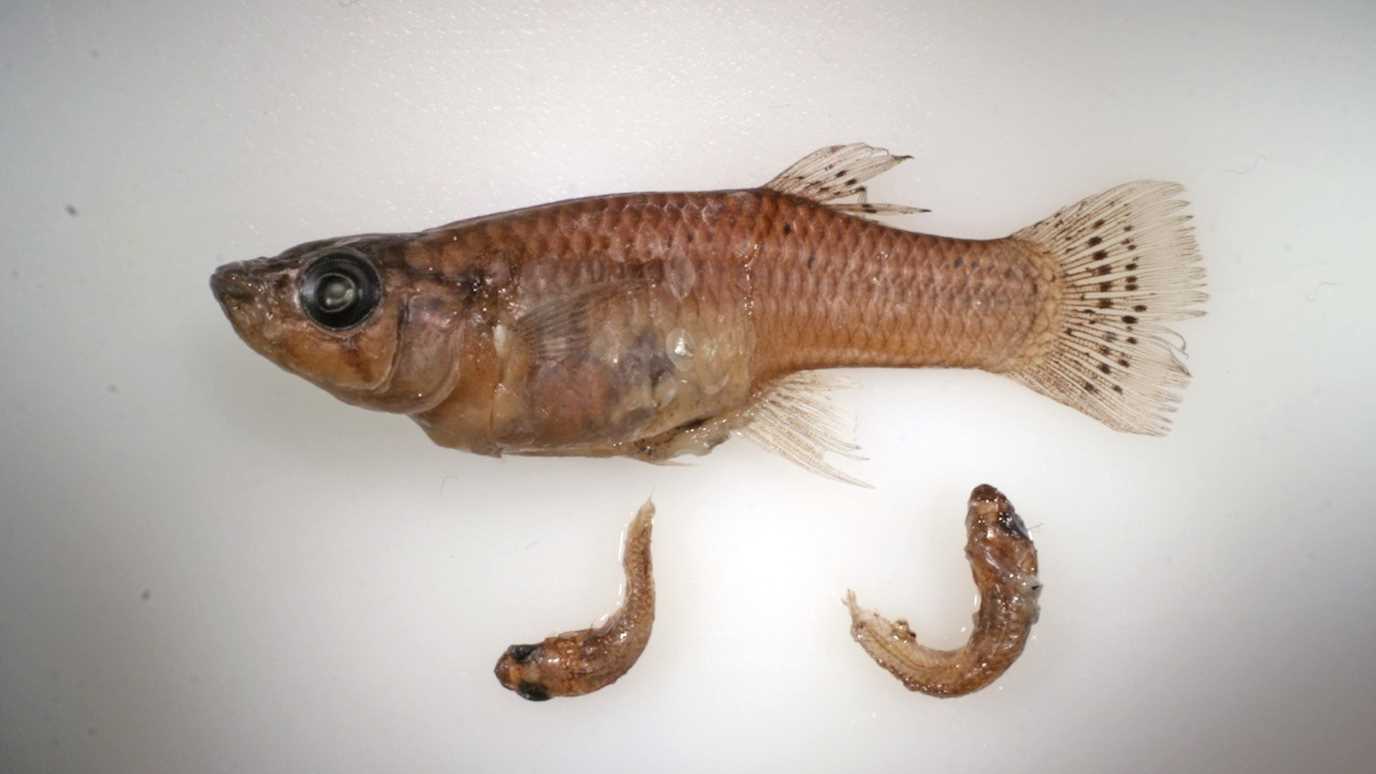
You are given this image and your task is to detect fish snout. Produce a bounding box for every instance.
[209,261,260,305]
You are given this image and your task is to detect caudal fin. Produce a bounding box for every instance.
[1010,182,1207,435]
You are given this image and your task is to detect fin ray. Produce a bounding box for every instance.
[740,372,871,487]
[764,143,925,217]
[513,280,645,361]
[1011,181,1207,435]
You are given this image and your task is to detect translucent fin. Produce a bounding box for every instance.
[739,372,872,487]
[764,143,925,217]
[1011,181,1207,435]
[513,280,644,361]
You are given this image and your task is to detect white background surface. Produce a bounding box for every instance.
[3,2,1374,772]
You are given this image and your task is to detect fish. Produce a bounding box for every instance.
[493,500,655,701]
[210,143,1206,480]
[844,484,1041,697]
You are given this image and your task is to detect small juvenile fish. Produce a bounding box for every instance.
[845,484,1041,697]
[211,144,1206,480]
[494,500,655,701]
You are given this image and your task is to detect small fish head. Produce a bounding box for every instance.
[493,643,552,701]
[211,234,465,414]
[966,484,1040,580]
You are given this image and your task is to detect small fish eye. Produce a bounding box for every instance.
[516,681,551,702]
[507,644,538,663]
[998,511,1031,540]
[299,251,381,329]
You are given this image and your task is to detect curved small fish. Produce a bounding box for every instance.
[845,484,1041,697]
[494,500,655,701]
[210,143,1206,482]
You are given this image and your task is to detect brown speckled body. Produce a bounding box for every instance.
[845,484,1042,697]
[328,189,1058,460]
[493,501,655,700]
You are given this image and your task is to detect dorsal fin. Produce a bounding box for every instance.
[763,143,927,217]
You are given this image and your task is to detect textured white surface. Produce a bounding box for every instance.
[2,2,1374,772]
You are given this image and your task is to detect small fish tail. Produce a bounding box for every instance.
[1009,182,1207,435]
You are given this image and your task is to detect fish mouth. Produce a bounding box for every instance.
[209,261,258,306]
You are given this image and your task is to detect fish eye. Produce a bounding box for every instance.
[299,251,382,329]
[507,644,539,663]
[998,511,1031,540]
[516,681,551,702]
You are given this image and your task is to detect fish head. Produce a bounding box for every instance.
[211,234,465,414]
[493,643,554,701]
[966,484,1040,582]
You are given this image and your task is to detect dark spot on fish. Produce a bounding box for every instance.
[1127,244,1137,251]
[1087,236,1103,247]
[1098,363,1112,374]
[1084,381,1096,392]
[1118,358,1130,368]
[1105,332,1118,342]
[862,204,877,213]
[1098,346,1111,355]
[140,589,150,601]
[1097,299,1112,309]
[507,644,538,663]
[782,222,793,235]
[1098,282,1112,292]
[1112,385,1124,394]
[1127,336,1138,344]
[999,511,1031,540]
[1122,315,1138,324]
[806,253,817,270]
[1095,265,1111,276]
[1092,219,1105,228]
[1125,263,1138,271]
[845,177,859,186]
[517,681,551,701]
[1124,224,1133,232]
[65,204,78,217]
[1133,304,1148,312]
[835,170,847,179]
[953,257,964,268]
[1125,282,1138,291]
[675,416,711,433]
[1093,249,1108,261]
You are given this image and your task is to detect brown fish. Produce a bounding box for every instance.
[845,484,1041,697]
[494,500,655,701]
[211,144,1206,479]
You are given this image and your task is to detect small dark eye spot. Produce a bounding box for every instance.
[517,681,551,702]
[507,644,538,663]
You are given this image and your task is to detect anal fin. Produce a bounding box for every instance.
[740,372,871,487]
[625,372,869,487]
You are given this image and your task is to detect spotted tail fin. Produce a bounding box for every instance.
[1010,182,1207,435]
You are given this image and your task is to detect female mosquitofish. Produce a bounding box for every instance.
[845,484,1041,697]
[210,144,1206,480]
[494,500,655,701]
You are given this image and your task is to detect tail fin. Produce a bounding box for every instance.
[1010,182,1207,435]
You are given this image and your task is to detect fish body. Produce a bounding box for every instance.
[211,144,1205,477]
[494,500,656,700]
[845,484,1042,697]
